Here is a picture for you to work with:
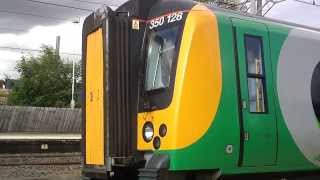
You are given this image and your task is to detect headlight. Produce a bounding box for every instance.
[143,122,154,142]
[153,136,161,149]
[159,124,167,137]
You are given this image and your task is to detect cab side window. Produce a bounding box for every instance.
[245,35,267,113]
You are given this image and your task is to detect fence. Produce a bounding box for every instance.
[0,106,81,133]
[0,89,9,105]
[0,97,7,105]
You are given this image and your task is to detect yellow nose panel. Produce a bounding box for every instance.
[85,28,105,165]
[138,5,222,150]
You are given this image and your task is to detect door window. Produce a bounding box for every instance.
[245,35,267,113]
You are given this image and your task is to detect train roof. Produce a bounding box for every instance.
[204,3,320,32]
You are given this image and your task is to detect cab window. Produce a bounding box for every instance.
[145,26,179,91]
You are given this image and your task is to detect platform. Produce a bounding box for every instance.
[0,133,81,140]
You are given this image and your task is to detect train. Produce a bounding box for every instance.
[81,0,320,179]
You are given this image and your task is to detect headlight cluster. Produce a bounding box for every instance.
[142,122,168,149]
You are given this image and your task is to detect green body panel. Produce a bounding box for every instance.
[158,10,320,175]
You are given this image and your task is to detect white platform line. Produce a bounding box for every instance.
[0,133,82,140]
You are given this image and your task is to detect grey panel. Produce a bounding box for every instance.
[278,28,320,166]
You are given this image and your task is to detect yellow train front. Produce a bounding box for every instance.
[82,0,320,179]
[83,0,219,178]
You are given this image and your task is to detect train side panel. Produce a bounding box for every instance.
[215,11,320,174]
[159,8,320,175]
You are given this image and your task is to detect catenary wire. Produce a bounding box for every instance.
[0,9,72,22]
[71,0,120,8]
[0,27,26,32]
[292,0,320,6]
[72,0,107,5]
[263,0,319,16]
[0,46,81,56]
[21,0,94,12]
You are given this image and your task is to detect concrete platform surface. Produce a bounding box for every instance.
[0,133,81,140]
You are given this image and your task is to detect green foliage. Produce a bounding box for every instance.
[8,46,81,107]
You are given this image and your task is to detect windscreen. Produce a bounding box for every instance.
[145,26,179,91]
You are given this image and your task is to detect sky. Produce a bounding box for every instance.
[0,0,125,79]
[0,0,319,79]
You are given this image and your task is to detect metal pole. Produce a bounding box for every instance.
[257,0,263,16]
[71,58,75,109]
[250,0,257,14]
[70,20,80,109]
[55,36,60,56]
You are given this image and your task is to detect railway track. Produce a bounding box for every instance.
[0,153,82,179]
[0,152,82,166]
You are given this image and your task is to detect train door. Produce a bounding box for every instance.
[85,28,105,166]
[232,19,277,167]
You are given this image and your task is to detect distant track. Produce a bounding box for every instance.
[0,153,82,166]
[0,161,81,166]
[2,152,81,158]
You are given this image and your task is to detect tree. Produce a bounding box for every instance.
[8,46,81,107]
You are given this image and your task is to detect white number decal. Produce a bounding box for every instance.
[149,11,184,29]
[149,16,165,29]
[167,12,183,23]
[176,12,183,21]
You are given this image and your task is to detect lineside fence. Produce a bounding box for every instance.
[0,106,81,133]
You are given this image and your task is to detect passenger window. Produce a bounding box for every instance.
[245,35,267,113]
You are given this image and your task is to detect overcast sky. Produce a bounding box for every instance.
[0,0,319,79]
